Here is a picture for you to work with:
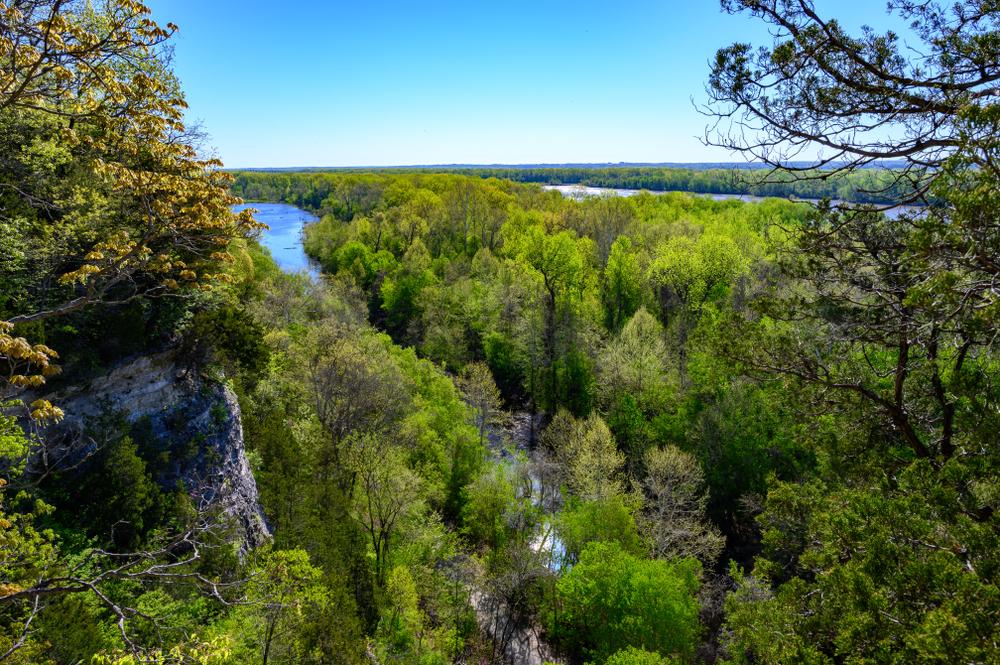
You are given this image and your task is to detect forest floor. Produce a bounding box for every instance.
[470,589,564,665]
[485,409,547,458]
[473,409,564,664]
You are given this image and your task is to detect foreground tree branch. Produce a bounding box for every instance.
[703,0,1000,205]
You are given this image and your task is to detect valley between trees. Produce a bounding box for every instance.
[2,1,1000,665]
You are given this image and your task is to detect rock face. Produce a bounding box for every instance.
[31,349,271,550]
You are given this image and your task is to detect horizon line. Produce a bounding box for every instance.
[223,160,905,171]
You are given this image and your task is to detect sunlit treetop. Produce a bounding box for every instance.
[0,0,265,326]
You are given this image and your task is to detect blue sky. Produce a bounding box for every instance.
[145,1,911,168]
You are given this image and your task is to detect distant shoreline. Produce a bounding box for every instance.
[225,160,907,173]
[230,165,925,207]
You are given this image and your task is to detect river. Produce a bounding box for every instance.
[238,189,920,278]
[541,184,922,219]
[233,202,321,276]
[236,202,564,662]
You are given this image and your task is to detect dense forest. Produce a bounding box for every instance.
[2,2,1000,665]
[229,165,918,207]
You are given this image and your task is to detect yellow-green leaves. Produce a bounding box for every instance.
[508,224,589,297]
[0,322,60,408]
[2,1,267,325]
[387,565,420,631]
[93,635,233,665]
[545,410,626,502]
[649,233,749,311]
[28,399,62,423]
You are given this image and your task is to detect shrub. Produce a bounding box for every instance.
[548,541,701,664]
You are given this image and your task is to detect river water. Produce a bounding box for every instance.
[541,184,922,219]
[233,202,321,276]
[239,190,918,277]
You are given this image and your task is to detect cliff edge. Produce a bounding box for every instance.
[28,349,271,550]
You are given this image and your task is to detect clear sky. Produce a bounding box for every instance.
[144,0,911,168]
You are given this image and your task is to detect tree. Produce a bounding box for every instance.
[295,323,409,492]
[350,438,424,587]
[602,646,680,665]
[724,473,1000,665]
[702,3,1000,661]
[544,410,625,503]
[0,476,247,662]
[598,309,672,414]
[230,548,365,665]
[93,636,233,665]
[549,541,702,665]
[335,174,385,219]
[62,406,167,550]
[384,564,424,653]
[583,191,635,274]
[235,549,320,665]
[478,540,551,664]
[507,223,590,411]
[905,109,1000,337]
[557,494,645,567]
[1,0,263,326]
[709,203,996,480]
[596,309,674,473]
[639,446,724,567]
[703,2,1000,473]
[703,0,1000,204]
[458,362,505,449]
[392,189,440,249]
[460,461,520,555]
[685,382,812,538]
[603,236,643,331]
[444,177,482,254]
[479,181,512,252]
[649,233,748,313]
[707,202,1000,663]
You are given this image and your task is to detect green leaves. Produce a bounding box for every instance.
[601,646,680,665]
[550,541,702,664]
[508,223,588,298]
[649,233,750,312]
[603,236,643,331]
[727,464,1000,665]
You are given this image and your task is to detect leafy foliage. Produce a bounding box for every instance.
[11,3,1000,662]
[548,541,702,664]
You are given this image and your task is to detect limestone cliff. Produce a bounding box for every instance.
[29,349,271,550]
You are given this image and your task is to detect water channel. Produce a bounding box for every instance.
[244,189,920,274]
[234,202,321,276]
[541,184,922,219]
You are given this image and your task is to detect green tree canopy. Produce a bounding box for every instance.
[549,540,702,664]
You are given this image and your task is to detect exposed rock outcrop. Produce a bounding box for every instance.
[26,349,271,550]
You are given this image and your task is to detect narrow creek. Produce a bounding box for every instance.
[475,410,568,664]
[487,409,567,566]
[240,201,564,662]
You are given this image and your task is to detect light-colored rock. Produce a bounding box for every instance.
[28,349,271,551]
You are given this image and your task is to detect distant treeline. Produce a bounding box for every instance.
[230,166,919,205]
[440,166,918,203]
